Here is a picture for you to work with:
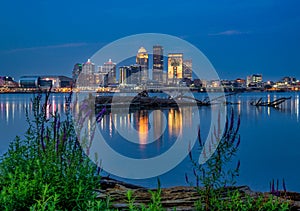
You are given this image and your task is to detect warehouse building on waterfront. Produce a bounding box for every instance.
[19,75,73,89]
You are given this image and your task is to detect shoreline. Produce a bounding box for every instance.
[99,177,300,210]
[1,87,300,94]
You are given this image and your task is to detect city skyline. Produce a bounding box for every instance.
[0,1,299,81]
[1,41,299,90]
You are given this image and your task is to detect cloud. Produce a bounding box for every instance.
[2,42,88,54]
[208,30,249,36]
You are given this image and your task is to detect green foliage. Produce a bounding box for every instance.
[194,190,290,211]
[126,190,137,211]
[189,108,290,210]
[187,108,241,210]
[0,91,102,210]
[125,179,165,211]
[189,108,241,190]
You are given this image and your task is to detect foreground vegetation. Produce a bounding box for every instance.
[0,92,291,210]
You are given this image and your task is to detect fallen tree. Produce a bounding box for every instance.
[250,96,292,107]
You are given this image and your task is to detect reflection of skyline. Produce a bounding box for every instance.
[2,93,300,130]
[135,110,149,145]
[153,110,164,143]
[0,95,67,124]
[98,108,194,146]
[168,109,182,137]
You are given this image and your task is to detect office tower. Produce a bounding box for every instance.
[167,53,183,85]
[72,63,82,83]
[136,47,149,83]
[119,66,130,85]
[77,59,96,87]
[183,59,192,80]
[153,45,164,84]
[82,59,95,74]
[102,59,116,84]
[119,65,141,85]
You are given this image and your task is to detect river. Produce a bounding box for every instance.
[0,92,299,192]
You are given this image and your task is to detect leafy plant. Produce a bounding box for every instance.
[188,108,290,210]
[186,108,240,209]
[147,179,164,211]
[194,189,290,211]
[125,179,164,211]
[0,90,103,210]
[126,190,138,211]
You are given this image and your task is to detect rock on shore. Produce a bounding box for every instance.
[97,177,300,210]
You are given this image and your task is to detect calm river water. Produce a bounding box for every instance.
[0,92,299,192]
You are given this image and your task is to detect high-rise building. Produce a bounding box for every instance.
[119,66,130,85]
[119,65,141,85]
[152,45,164,84]
[97,66,107,87]
[136,47,149,84]
[77,59,96,88]
[183,59,192,80]
[72,63,82,83]
[97,59,117,87]
[82,59,95,74]
[102,59,116,85]
[168,53,183,84]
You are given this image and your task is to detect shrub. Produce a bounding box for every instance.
[0,91,102,210]
[188,108,290,210]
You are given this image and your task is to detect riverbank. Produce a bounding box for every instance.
[98,177,300,210]
[1,86,300,94]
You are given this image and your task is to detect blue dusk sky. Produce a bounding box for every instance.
[0,0,299,81]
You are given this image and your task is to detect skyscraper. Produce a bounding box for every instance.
[153,45,164,84]
[77,59,96,88]
[136,47,149,84]
[119,66,130,85]
[97,59,117,87]
[72,63,82,83]
[82,59,95,75]
[119,65,141,85]
[168,53,183,84]
[183,59,192,80]
[103,59,116,84]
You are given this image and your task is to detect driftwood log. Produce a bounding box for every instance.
[250,97,292,107]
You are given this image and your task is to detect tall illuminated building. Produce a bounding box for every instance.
[119,66,130,86]
[119,65,141,85]
[83,59,95,74]
[103,59,116,84]
[152,45,164,84]
[136,47,149,84]
[77,59,96,88]
[183,59,192,80]
[97,59,117,87]
[168,53,183,85]
[72,63,82,83]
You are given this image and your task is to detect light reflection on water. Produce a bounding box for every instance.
[0,94,68,125]
[95,106,199,159]
[1,92,300,191]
